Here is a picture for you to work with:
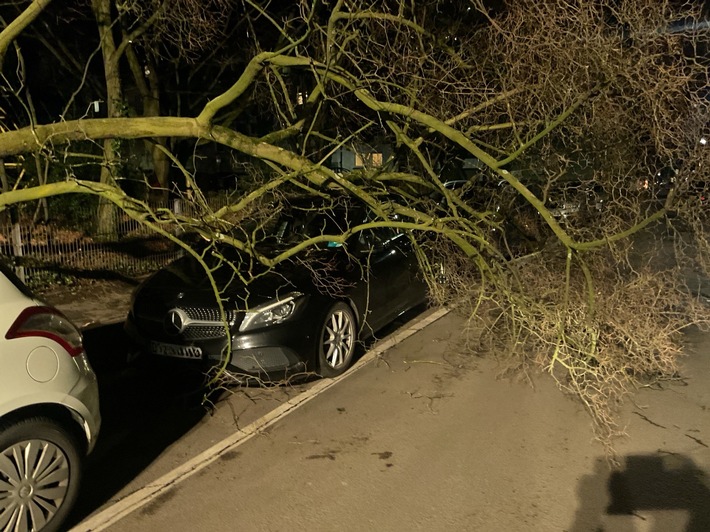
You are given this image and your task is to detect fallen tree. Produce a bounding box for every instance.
[1,0,709,451]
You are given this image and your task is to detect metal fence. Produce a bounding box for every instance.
[0,194,231,288]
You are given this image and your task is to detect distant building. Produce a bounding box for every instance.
[330,142,394,172]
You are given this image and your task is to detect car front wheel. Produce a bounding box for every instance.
[317,302,356,378]
[0,416,83,532]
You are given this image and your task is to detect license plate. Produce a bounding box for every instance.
[150,341,203,360]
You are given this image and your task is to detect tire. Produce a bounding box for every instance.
[317,302,357,378]
[0,416,83,532]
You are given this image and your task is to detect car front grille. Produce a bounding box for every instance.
[183,323,232,340]
[179,306,239,340]
[181,306,237,323]
[133,302,241,341]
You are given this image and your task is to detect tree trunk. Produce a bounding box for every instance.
[125,46,170,203]
[95,140,119,239]
[146,61,170,203]
[92,0,121,240]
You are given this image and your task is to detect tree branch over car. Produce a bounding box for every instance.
[0,0,709,450]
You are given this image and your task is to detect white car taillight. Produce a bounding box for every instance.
[5,306,84,357]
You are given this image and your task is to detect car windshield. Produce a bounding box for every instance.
[269,204,360,247]
[177,200,366,255]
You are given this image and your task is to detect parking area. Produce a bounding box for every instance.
[70,310,710,531]
[39,277,710,531]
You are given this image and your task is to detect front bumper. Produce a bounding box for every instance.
[125,311,316,380]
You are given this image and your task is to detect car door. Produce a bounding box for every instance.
[352,222,419,333]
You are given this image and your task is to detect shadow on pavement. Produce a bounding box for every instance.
[66,321,210,528]
[570,453,710,531]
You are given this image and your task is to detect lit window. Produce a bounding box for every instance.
[355,152,383,168]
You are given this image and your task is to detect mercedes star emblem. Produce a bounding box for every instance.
[164,308,189,335]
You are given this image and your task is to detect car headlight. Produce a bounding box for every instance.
[239,292,304,332]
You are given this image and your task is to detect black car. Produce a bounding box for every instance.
[125,199,429,381]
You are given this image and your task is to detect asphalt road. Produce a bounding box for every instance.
[64,308,710,532]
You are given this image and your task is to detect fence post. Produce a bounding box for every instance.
[172,198,183,235]
[11,222,25,283]
[172,197,182,215]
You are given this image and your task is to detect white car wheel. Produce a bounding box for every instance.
[0,417,82,532]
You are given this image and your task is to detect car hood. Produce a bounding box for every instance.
[136,246,344,311]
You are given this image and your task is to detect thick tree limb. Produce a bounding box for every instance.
[0,0,52,69]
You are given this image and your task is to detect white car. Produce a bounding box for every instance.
[0,261,101,532]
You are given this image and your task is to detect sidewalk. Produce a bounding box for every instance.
[70,308,710,532]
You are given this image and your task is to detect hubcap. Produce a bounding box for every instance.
[323,310,355,369]
[0,439,70,532]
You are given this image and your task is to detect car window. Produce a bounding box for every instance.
[271,205,361,244]
[357,226,394,247]
[267,199,405,252]
[355,209,402,251]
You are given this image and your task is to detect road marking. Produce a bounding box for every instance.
[71,306,450,532]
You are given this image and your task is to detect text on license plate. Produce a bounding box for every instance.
[150,341,203,360]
